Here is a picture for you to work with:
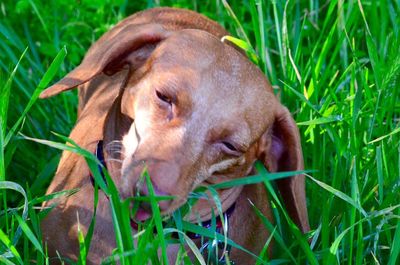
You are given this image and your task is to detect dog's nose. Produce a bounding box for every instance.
[136,181,173,212]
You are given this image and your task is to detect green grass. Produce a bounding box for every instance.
[1,0,400,264]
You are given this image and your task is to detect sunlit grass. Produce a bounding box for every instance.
[1,0,399,264]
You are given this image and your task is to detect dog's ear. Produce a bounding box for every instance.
[258,105,310,233]
[40,24,169,98]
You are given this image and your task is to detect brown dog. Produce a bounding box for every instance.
[40,7,309,264]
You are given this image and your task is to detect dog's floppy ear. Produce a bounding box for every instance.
[258,105,310,233]
[40,24,169,98]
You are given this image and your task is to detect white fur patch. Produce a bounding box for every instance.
[208,158,237,175]
[122,123,139,159]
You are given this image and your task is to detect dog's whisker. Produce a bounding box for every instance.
[106,141,123,148]
[111,140,123,143]
[105,141,125,160]
[107,146,123,152]
[105,144,123,151]
[106,149,124,156]
[105,158,123,164]
[110,150,125,155]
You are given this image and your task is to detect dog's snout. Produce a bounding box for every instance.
[137,180,170,197]
[135,179,173,212]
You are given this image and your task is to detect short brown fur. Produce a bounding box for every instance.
[41,7,309,264]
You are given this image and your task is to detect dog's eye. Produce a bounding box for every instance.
[156,90,172,105]
[220,141,242,156]
[222,141,237,152]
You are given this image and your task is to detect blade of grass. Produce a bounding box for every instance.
[221,0,251,45]
[376,146,384,204]
[22,133,109,194]
[83,183,99,261]
[261,176,318,265]
[5,47,67,146]
[0,256,15,265]
[221,36,259,64]
[29,189,78,207]
[15,215,43,255]
[326,207,400,264]
[388,217,400,265]
[0,113,4,186]
[250,200,297,264]
[28,0,51,41]
[306,174,367,217]
[347,158,359,265]
[296,115,343,126]
[181,221,266,264]
[144,169,168,265]
[368,126,400,144]
[255,227,276,264]
[164,228,206,265]
[271,0,284,73]
[77,213,87,265]
[355,223,363,265]
[0,181,28,245]
[0,229,23,265]
[211,169,313,190]
[0,47,29,138]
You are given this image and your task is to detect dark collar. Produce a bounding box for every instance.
[89,140,107,187]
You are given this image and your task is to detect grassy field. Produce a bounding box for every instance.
[1,0,400,264]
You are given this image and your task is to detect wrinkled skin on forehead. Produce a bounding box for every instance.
[116,30,278,216]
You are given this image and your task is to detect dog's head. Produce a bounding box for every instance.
[41,23,309,232]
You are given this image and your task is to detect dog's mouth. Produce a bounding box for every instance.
[129,200,178,231]
[98,140,241,232]
[130,204,152,230]
[135,202,152,221]
[129,185,243,232]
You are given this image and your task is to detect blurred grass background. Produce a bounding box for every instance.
[1,0,400,264]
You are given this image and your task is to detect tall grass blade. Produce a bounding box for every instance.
[368,126,400,144]
[0,228,23,264]
[0,117,4,183]
[77,214,87,265]
[0,47,28,138]
[376,146,384,204]
[5,47,67,146]
[164,228,206,265]
[211,169,312,190]
[144,170,168,265]
[14,215,43,255]
[306,174,367,217]
[388,218,400,265]
[181,221,265,264]
[296,115,342,126]
[22,134,109,194]
[0,181,28,245]
[221,35,259,64]
[221,0,251,45]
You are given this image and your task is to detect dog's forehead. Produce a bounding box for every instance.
[151,29,221,70]
[148,29,277,134]
[151,30,274,97]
